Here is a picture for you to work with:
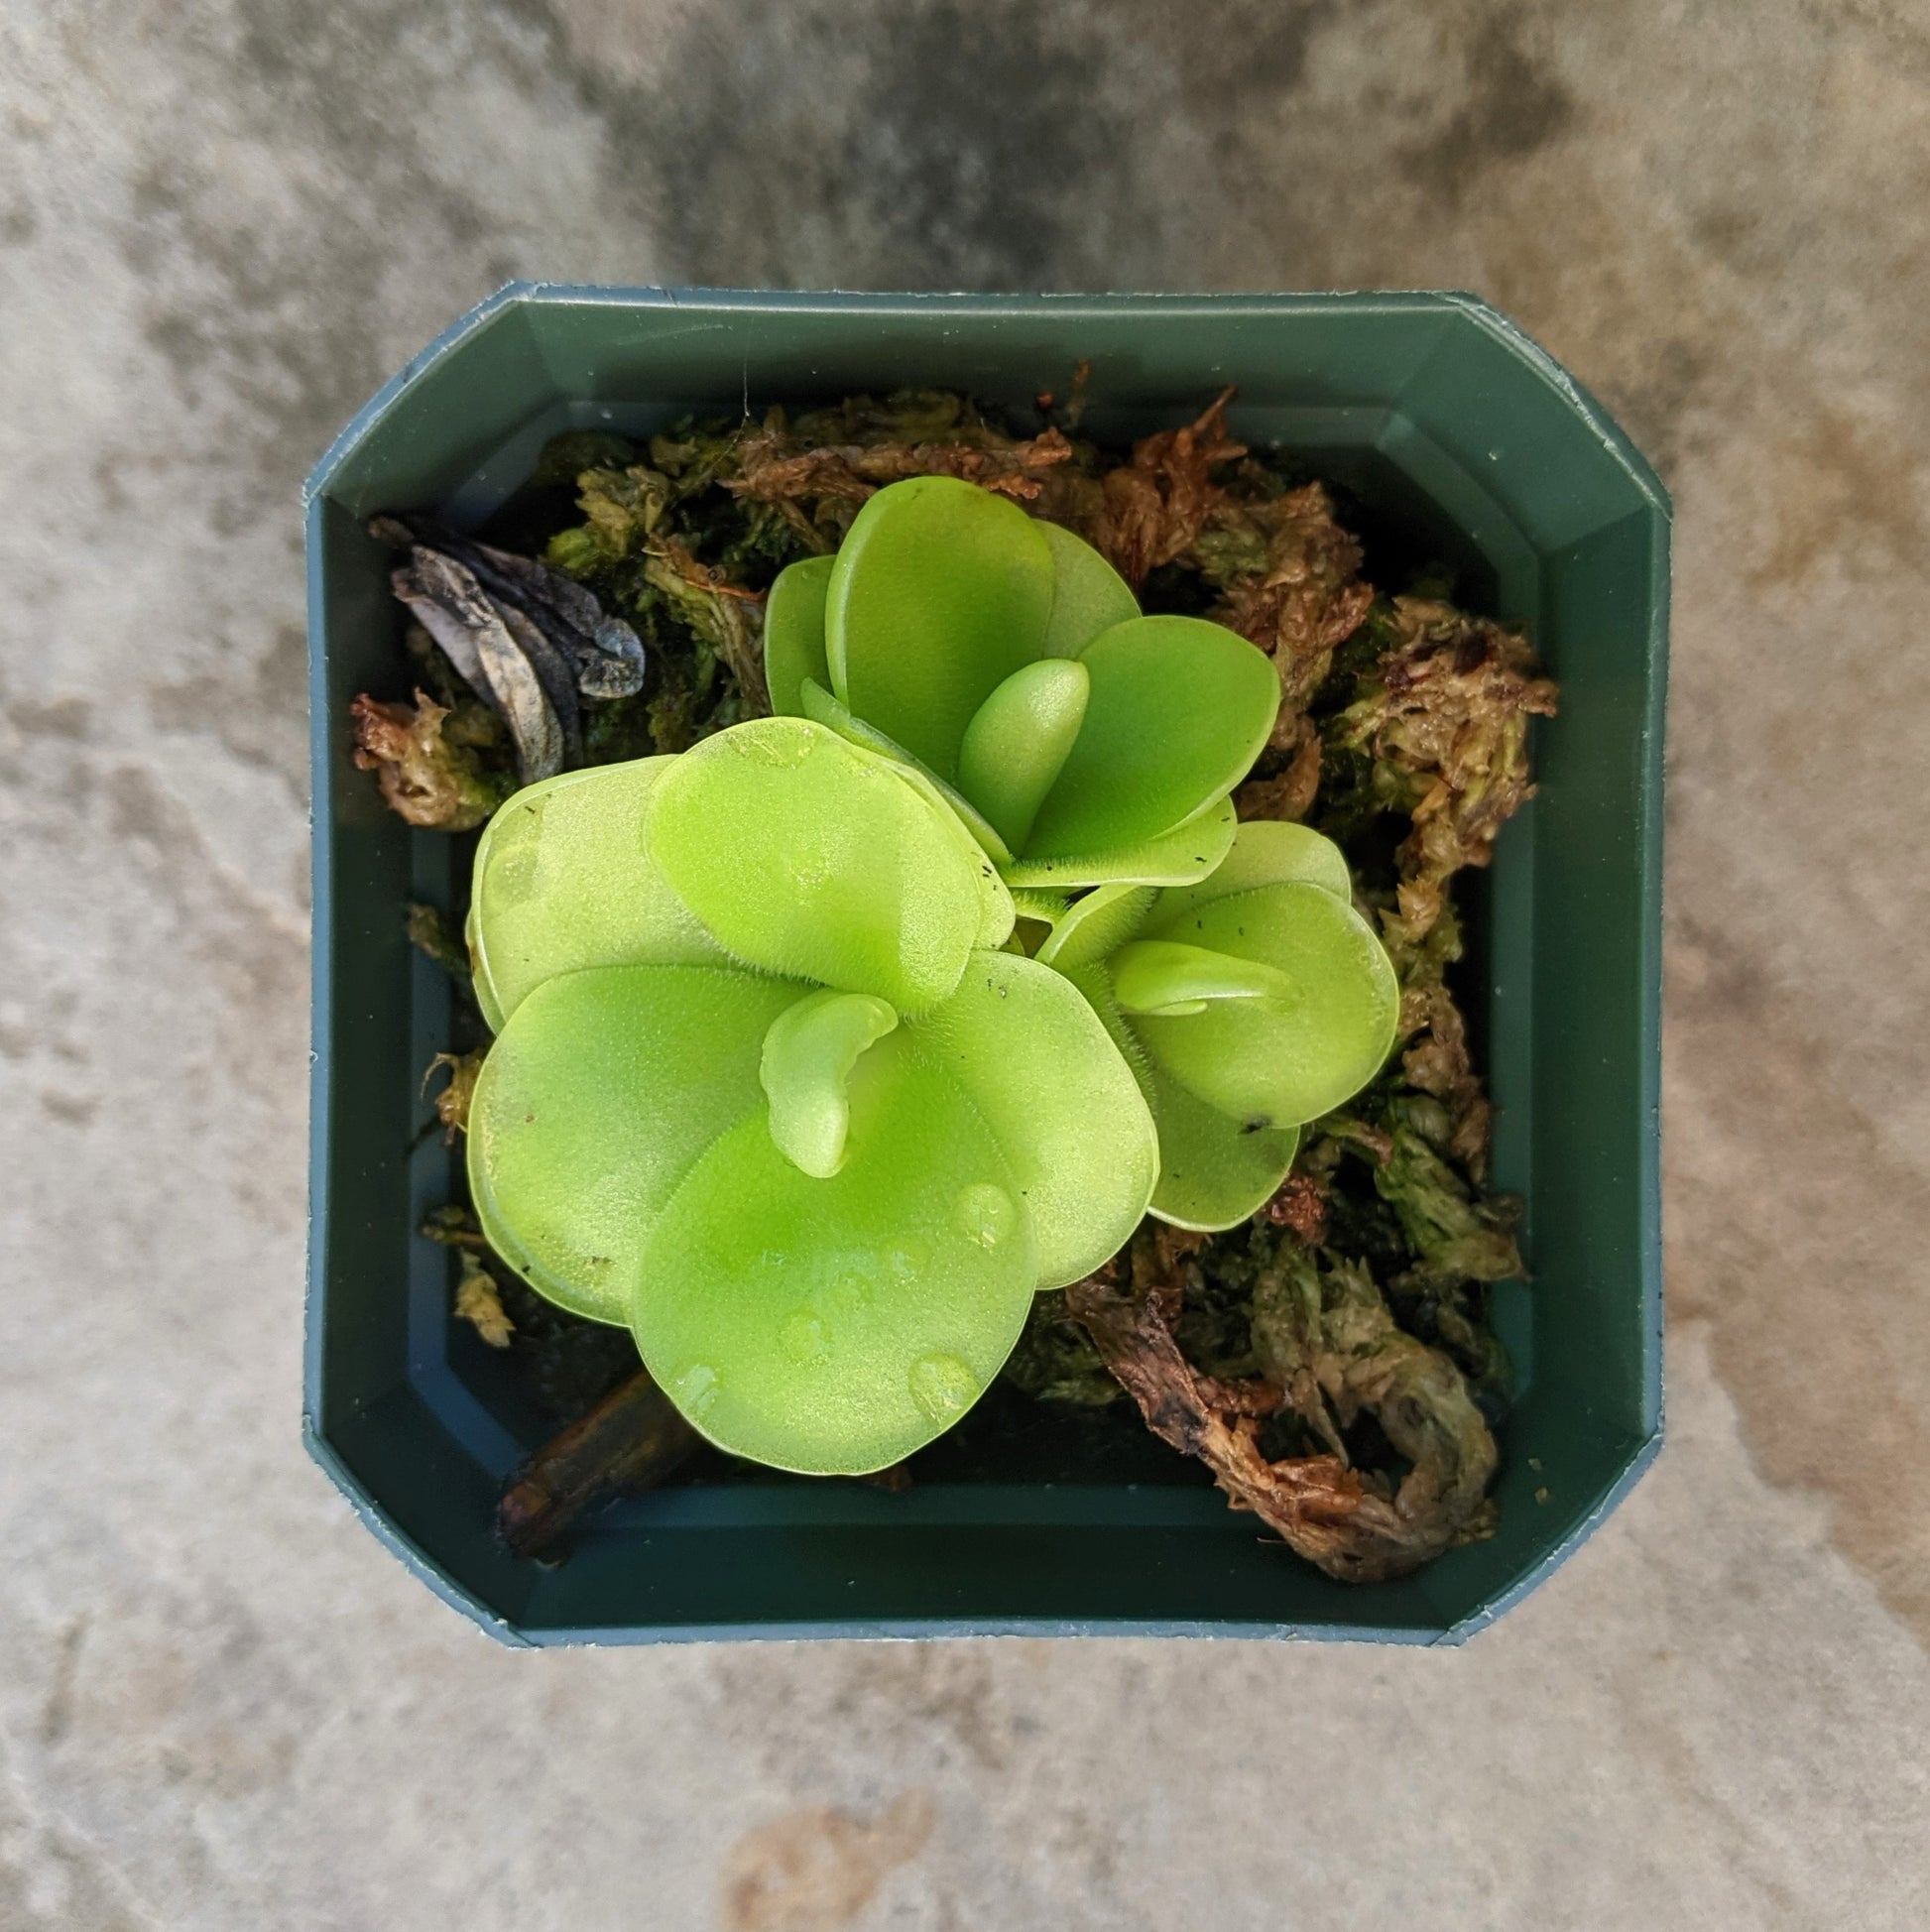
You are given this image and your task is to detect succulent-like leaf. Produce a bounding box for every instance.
[1024,615,1281,861]
[467,964,806,1322]
[1035,520,1140,658]
[760,989,900,1179]
[779,483,1280,889]
[1033,883,1157,972]
[647,717,986,1015]
[1064,959,1300,1231]
[470,758,726,1029]
[795,675,1017,869]
[1131,883,1399,1127]
[1143,817,1354,925]
[956,658,1090,852]
[903,951,1157,1289]
[632,1037,1039,1473]
[999,794,1238,892]
[826,474,1054,780]
[763,551,834,717]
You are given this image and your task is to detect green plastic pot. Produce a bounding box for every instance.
[305,288,1667,1645]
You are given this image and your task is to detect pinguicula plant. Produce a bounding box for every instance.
[762,475,1283,889]
[463,713,1158,1474]
[1034,820,1400,1231]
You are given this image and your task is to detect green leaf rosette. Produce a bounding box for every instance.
[763,476,1280,890]
[463,716,1158,1474]
[1037,820,1400,1231]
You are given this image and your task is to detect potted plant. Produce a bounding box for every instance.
[306,288,1666,1643]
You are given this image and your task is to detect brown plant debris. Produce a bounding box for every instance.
[348,689,510,831]
[1250,1245,1499,1563]
[1235,719,1324,823]
[1266,1172,1329,1245]
[1063,389,1247,585]
[732,420,1076,513]
[1065,1228,1496,1583]
[497,1367,699,1559]
[1197,479,1376,715]
[423,1047,483,1142]
[453,1254,514,1349]
[1335,596,1558,950]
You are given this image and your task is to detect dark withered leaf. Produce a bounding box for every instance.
[391,515,648,700]
[389,547,566,783]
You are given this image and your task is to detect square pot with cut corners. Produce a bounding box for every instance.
[305,288,1666,1645]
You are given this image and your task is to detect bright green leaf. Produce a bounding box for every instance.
[797,675,1017,868]
[467,965,804,1322]
[1065,960,1300,1232]
[470,758,727,1026]
[764,553,834,717]
[1000,793,1238,892]
[1141,1058,1303,1231]
[826,475,1054,781]
[1033,883,1157,971]
[1132,882,1400,1126]
[647,717,984,1015]
[1143,818,1354,935]
[632,1038,1038,1474]
[956,658,1090,852]
[1036,520,1141,658]
[1111,938,1298,1018]
[904,950,1156,1289]
[1025,616,1280,862]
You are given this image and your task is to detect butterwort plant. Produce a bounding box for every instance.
[762,476,1283,889]
[463,714,1159,1474]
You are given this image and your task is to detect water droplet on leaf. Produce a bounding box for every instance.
[953,1182,1018,1250]
[671,1362,719,1417]
[781,1308,830,1365]
[908,1352,978,1424]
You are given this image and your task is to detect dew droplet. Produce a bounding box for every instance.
[780,1307,830,1366]
[953,1182,1018,1251]
[908,1351,979,1424]
[671,1362,719,1417]
[822,1266,879,1318]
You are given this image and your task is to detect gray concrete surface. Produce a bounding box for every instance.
[4,2,1930,1925]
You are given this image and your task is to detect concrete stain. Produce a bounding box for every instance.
[1666,911,1930,1647]
[718,1791,935,1932]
